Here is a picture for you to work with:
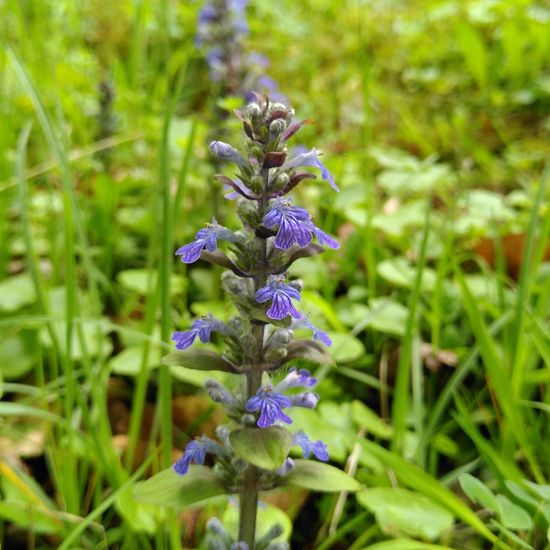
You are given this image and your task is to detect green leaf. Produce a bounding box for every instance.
[283,460,362,492]
[109,346,162,376]
[117,268,185,296]
[0,274,37,312]
[133,466,226,509]
[162,350,236,372]
[459,473,499,513]
[0,333,38,380]
[358,439,502,547]
[284,339,334,365]
[364,298,409,337]
[230,427,292,470]
[351,400,392,439]
[377,257,437,292]
[358,488,454,540]
[329,333,365,362]
[116,485,157,534]
[363,540,453,550]
[496,495,533,531]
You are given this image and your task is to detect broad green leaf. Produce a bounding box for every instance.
[0,274,36,312]
[133,466,226,509]
[351,400,392,439]
[363,540,453,550]
[283,460,362,492]
[377,257,437,292]
[109,346,162,376]
[359,439,501,547]
[117,268,185,296]
[363,298,409,337]
[329,333,365,362]
[496,495,533,531]
[162,350,236,372]
[0,333,38,380]
[358,488,453,540]
[524,480,550,501]
[230,427,292,470]
[116,485,157,534]
[459,473,499,513]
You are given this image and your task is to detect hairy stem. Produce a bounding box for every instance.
[238,168,269,548]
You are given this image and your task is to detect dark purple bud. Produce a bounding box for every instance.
[281,119,311,142]
[263,151,287,168]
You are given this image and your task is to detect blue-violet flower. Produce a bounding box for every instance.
[176,219,236,264]
[246,386,292,428]
[255,276,302,320]
[293,431,329,461]
[172,314,228,349]
[282,148,339,192]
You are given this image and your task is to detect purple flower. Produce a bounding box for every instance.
[173,438,208,475]
[263,200,312,250]
[275,368,317,392]
[289,392,320,409]
[275,457,295,476]
[282,149,339,191]
[175,219,236,264]
[293,431,329,461]
[246,386,292,428]
[171,314,227,350]
[309,224,339,250]
[255,276,302,320]
[230,544,249,550]
[209,141,247,168]
[293,318,333,346]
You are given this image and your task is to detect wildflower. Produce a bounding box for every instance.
[209,141,248,169]
[263,200,313,250]
[289,392,320,409]
[293,318,333,346]
[255,276,302,320]
[293,431,329,461]
[171,314,228,350]
[309,223,340,250]
[246,386,292,428]
[282,148,339,191]
[275,368,317,392]
[274,458,294,476]
[176,219,236,264]
[173,438,208,475]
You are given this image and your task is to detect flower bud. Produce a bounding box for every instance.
[269,119,286,136]
[236,197,260,227]
[249,174,264,193]
[221,271,251,301]
[246,102,263,123]
[206,518,229,539]
[240,413,257,426]
[269,172,289,193]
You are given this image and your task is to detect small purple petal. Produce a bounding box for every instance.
[275,368,317,392]
[293,431,329,461]
[290,392,320,409]
[176,240,205,264]
[173,439,207,475]
[246,387,293,428]
[172,330,198,350]
[282,149,339,192]
[311,225,340,249]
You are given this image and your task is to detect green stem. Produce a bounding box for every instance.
[238,169,269,548]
